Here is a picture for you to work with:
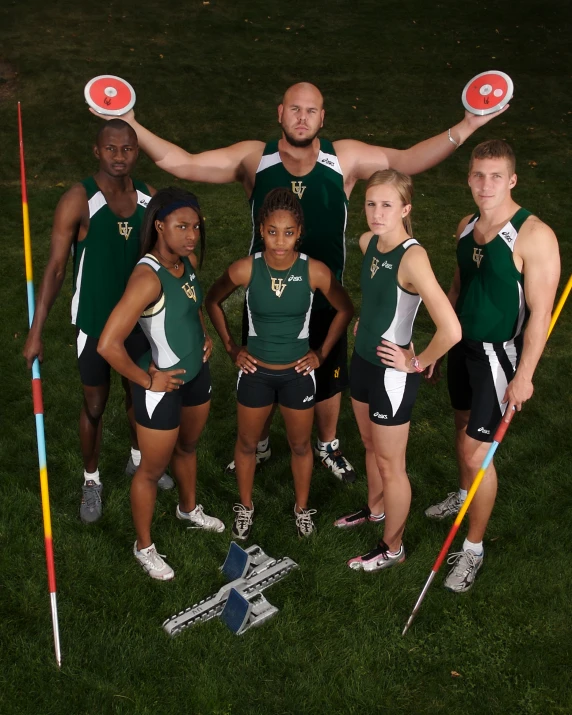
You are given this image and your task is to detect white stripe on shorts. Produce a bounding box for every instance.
[383,368,407,417]
[76,329,88,358]
[145,390,166,419]
[482,341,517,413]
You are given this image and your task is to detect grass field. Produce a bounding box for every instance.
[1,1,571,713]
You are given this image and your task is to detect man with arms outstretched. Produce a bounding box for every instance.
[425,140,560,591]
[93,83,506,482]
[23,119,173,525]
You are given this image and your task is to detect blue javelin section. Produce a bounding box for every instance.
[35,413,48,468]
[482,442,499,470]
[26,281,36,327]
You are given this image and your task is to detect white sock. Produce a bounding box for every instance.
[84,469,100,485]
[388,544,403,557]
[370,512,385,521]
[459,489,468,503]
[257,437,269,452]
[317,437,338,451]
[131,448,141,466]
[463,538,483,556]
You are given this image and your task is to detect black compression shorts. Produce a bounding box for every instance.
[76,328,148,387]
[237,365,316,410]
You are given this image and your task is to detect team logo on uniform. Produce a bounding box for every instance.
[182,283,197,301]
[370,257,379,278]
[473,247,484,267]
[334,367,340,378]
[291,181,306,199]
[271,277,287,298]
[117,222,133,240]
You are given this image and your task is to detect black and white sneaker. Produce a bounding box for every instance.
[232,503,254,540]
[443,549,484,593]
[295,507,317,538]
[314,439,356,483]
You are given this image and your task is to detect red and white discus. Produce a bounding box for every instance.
[84,75,136,116]
[462,71,513,116]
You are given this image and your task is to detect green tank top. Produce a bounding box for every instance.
[246,252,314,363]
[71,176,151,338]
[456,208,531,342]
[355,236,423,366]
[249,138,348,310]
[137,254,205,384]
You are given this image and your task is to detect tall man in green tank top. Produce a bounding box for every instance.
[23,120,172,525]
[91,83,506,482]
[425,140,560,592]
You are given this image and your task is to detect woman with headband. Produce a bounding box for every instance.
[99,187,224,581]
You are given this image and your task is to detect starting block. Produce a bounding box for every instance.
[163,543,297,637]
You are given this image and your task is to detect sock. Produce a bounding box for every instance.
[317,437,338,451]
[131,448,141,467]
[369,512,385,521]
[257,437,269,453]
[463,538,483,556]
[179,504,197,516]
[84,469,100,485]
[388,544,403,557]
[459,489,468,503]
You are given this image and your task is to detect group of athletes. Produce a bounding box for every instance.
[23,83,560,589]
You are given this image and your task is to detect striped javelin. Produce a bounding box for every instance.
[18,102,62,668]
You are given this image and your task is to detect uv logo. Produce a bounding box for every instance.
[473,247,484,267]
[117,222,132,240]
[370,257,379,279]
[182,283,197,301]
[271,277,287,297]
[291,181,306,199]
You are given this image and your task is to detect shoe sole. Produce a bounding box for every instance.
[334,517,368,528]
[348,554,405,572]
[135,563,175,581]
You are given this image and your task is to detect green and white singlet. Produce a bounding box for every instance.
[71,176,151,338]
[355,236,422,366]
[456,208,531,343]
[249,139,347,310]
[246,252,314,364]
[137,254,205,384]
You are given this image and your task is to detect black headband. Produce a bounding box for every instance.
[156,198,201,221]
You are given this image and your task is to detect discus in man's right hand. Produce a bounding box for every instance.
[462,71,513,116]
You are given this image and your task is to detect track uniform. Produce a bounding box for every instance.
[72,177,152,385]
[238,252,316,409]
[132,254,210,430]
[447,208,531,442]
[350,236,422,426]
[247,139,348,401]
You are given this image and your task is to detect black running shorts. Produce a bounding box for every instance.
[447,336,522,442]
[76,328,149,387]
[241,303,348,404]
[237,366,316,410]
[350,350,421,426]
[132,361,211,431]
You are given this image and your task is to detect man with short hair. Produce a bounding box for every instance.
[425,139,560,592]
[23,119,173,525]
[93,83,505,482]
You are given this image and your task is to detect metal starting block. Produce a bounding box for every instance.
[163,543,297,637]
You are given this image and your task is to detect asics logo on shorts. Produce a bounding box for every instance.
[303,395,314,402]
[373,412,388,419]
[477,427,490,434]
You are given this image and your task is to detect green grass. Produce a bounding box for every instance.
[1,1,571,713]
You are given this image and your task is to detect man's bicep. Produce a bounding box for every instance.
[336,140,390,181]
[176,141,262,184]
[523,230,561,313]
[49,189,85,264]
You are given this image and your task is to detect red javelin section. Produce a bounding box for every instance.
[32,378,44,415]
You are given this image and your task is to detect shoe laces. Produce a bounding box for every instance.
[233,503,253,530]
[446,550,478,574]
[443,492,460,507]
[81,481,101,507]
[295,508,317,534]
[141,546,168,570]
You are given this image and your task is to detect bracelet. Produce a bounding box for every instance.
[147,373,153,390]
[410,356,424,373]
[447,128,460,149]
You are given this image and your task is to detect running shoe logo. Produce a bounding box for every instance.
[382,261,393,269]
[373,412,388,419]
[288,275,302,282]
[303,395,314,402]
[477,427,490,434]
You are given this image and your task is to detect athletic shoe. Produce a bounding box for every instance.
[334,505,385,529]
[80,480,103,524]
[443,549,484,593]
[314,439,356,483]
[133,542,174,581]
[176,504,225,533]
[295,507,317,538]
[424,491,462,520]
[225,446,272,475]
[125,457,175,491]
[232,503,254,541]
[347,540,405,572]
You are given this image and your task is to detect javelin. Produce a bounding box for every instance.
[18,102,62,668]
[402,279,571,637]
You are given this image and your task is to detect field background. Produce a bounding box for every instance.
[1,1,571,713]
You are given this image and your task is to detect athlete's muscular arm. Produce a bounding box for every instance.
[91,108,262,191]
[503,218,560,413]
[205,258,258,372]
[22,184,87,368]
[98,267,186,392]
[376,247,462,373]
[336,108,509,187]
[296,260,354,374]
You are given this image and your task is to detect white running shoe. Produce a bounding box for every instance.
[176,504,225,533]
[443,549,484,593]
[424,492,462,520]
[314,439,356,483]
[295,507,317,538]
[133,542,175,581]
[225,447,272,475]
